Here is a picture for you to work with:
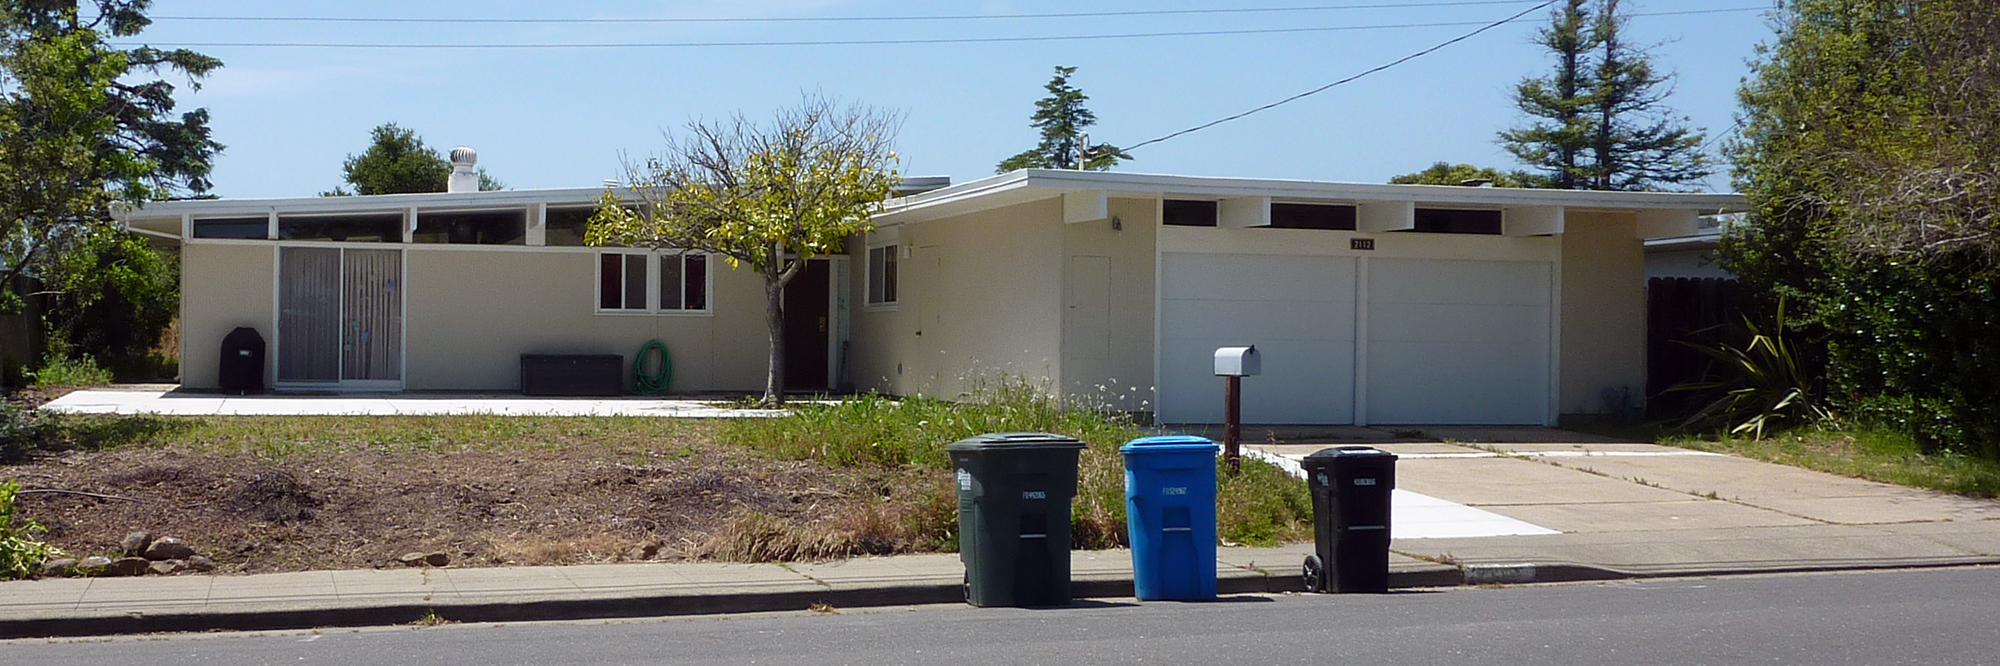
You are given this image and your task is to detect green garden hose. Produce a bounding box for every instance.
[633,340,672,395]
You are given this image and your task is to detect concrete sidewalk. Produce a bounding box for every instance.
[5,425,1999,639]
[0,546,1459,639]
[38,388,782,418]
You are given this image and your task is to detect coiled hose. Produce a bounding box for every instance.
[633,340,672,395]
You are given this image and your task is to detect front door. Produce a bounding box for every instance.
[278,247,403,390]
[782,258,831,391]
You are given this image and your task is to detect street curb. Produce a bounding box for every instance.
[5,559,1992,639]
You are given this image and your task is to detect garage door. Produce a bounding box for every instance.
[1365,259,1551,424]
[1156,253,1356,424]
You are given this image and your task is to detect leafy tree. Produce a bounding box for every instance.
[996,66,1129,172]
[0,0,219,309]
[1389,162,1547,188]
[43,232,177,377]
[590,94,901,406]
[326,123,504,196]
[1498,0,1707,191]
[1725,0,2000,456]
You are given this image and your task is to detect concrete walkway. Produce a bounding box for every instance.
[38,388,781,418]
[6,423,2000,639]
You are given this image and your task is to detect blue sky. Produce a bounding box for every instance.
[131,0,1778,199]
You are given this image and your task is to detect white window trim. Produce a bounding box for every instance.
[595,250,715,317]
[864,243,900,312]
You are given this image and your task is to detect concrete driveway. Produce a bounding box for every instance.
[1248,425,2000,580]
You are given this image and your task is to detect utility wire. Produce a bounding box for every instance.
[156,1,1549,25]
[1123,0,1560,153]
[123,7,1761,50]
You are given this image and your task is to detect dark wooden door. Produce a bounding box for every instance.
[783,259,831,391]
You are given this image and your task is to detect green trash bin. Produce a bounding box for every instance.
[947,432,1087,608]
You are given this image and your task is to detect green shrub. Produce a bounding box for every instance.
[0,402,40,462]
[24,334,113,388]
[0,480,58,579]
[25,354,113,388]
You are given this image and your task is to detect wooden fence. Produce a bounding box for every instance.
[1646,277,1741,420]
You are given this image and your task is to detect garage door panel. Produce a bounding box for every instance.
[1162,253,1356,302]
[1367,304,1547,345]
[1158,253,1356,424]
[1371,260,1550,306]
[1160,336,1352,424]
[1366,259,1551,425]
[1160,299,1355,342]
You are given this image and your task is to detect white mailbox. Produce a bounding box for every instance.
[1214,346,1261,377]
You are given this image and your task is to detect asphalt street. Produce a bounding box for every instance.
[7,567,1997,665]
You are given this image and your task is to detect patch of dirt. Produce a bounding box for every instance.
[7,439,952,573]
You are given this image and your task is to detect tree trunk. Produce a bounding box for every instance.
[760,241,805,408]
[763,275,786,407]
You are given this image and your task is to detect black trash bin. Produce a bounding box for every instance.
[218,327,266,394]
[1301,446,1397,593]
[947,432,1086,608]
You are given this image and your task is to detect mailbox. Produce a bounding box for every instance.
[1214,346,1260,377]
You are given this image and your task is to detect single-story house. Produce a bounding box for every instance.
[120,167,1743,426]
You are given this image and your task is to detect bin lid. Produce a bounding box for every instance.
[1119,435,1220,455]
[944,432,1086,452]
[1301,445,1398,462]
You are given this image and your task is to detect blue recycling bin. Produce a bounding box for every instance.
[1120,435,1222,601]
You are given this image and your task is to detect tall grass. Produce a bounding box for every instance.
[720,377,1313,550]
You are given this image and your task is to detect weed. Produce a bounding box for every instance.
[721,375,1313,551]
[0,481,59,580]
[412,609,452,627]
[808,602,839,615]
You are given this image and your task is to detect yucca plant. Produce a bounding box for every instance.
[1670,301,1832,439]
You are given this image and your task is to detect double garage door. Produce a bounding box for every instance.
[1156,252,1551,425]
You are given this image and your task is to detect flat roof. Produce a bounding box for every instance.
[875,169,1749,226]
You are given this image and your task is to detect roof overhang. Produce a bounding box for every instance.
[873,169,1750,229]
[116,187,632,240]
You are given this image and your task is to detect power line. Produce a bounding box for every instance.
[1122,1,1561,153]
[120,7,1762,50]
[155,1,1550,25]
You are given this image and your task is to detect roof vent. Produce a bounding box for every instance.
[447,146,479,193]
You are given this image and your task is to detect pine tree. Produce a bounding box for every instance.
[1499,0,1708,191]
[996,66,1130,172]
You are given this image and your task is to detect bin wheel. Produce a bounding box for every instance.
[963,571,971,603]
[1303,555,1326,593]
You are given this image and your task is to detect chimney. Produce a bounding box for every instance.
[447,146,479,193]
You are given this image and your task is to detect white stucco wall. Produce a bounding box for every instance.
[180,243,277,389]
[177,242,774,392]
[1558,211,1649,417]
[848,198,1065,399]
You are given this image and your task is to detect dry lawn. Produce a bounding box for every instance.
[6,415,955,573]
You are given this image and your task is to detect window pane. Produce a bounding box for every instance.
[1162,200,1219,227]
[599,254,622,310]
[192,216,270,239]
[1413,208,1503,235]
[684,254,708,310]
[1269,204,1357,230]
[413,209,527,245]
[545,207,594,246]
[883,247,898,303]
[659,255,683,310]
[867,247,885,304]
[278,213,403,242]
[624,255,647,310]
